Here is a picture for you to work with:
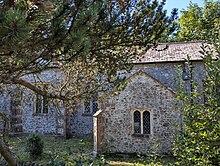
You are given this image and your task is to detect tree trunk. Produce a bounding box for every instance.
[0,138,17,166]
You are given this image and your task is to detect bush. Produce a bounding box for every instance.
[26,134,44,158]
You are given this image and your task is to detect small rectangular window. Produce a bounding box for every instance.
[83,94,98,115]
[34,94,49,114]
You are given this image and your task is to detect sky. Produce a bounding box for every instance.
[164,0,204,15]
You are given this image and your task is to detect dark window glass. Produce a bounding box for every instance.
[143,111,150,134]
[92,95,98,113]
[84,99,91,113]
[36,94,42,113]
[134,111,141,134]
[84,94,98,114]
[35,94,48,114]
[43,96,48,113]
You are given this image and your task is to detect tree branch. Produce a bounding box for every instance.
[0,139,17,166]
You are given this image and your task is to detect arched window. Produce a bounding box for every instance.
[133,110,151,135]
[134,111,141,134]
[143,111,150,134]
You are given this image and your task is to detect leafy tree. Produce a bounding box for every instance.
[176,0,220,41]
[0,0,177,165]
[174,1,220,165]
[0,0,178,100]
[174,44,220,166]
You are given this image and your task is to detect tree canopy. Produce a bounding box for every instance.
[176,0,220,41]
[173,1,220,165]
[0,1,177,164]
[0,0,177,101]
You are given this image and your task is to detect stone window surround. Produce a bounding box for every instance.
[33,94,49,115]
[131,108,153,137]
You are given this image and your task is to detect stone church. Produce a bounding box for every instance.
[0,42,205,154]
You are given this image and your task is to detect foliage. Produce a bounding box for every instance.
[47,139,90,165]
[0,0,178,164]
[174,55,220,165]
[144,142,161,165]
[47,139,107,166]
[26,134,44,158]
[0,0,177,102]
[174,5,220,163]
[173,1,220,165]
[135,139,175,166]
[176,0,220,41]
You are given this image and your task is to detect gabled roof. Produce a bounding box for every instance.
[133,41,203,63]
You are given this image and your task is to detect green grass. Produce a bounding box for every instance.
[8,135,93,165]
[6,135,176,165]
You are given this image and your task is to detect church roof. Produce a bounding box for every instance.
[133,41,204,63]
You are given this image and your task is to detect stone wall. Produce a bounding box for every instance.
[95,71,180,154]
[0,91,11,132]
[133,61,205,91]
[21,89,65,135]
[0,61,205,139]
[0,91,11,113]
[67,103,94,138]
[19,70,65,135]
[71,62,205,140]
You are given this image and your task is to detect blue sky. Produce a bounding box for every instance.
[164,0,204,14]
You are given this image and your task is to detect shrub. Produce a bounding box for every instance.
[26,134,44,158]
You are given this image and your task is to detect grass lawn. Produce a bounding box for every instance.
[6,135,176,165]
[7,135,93,165]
